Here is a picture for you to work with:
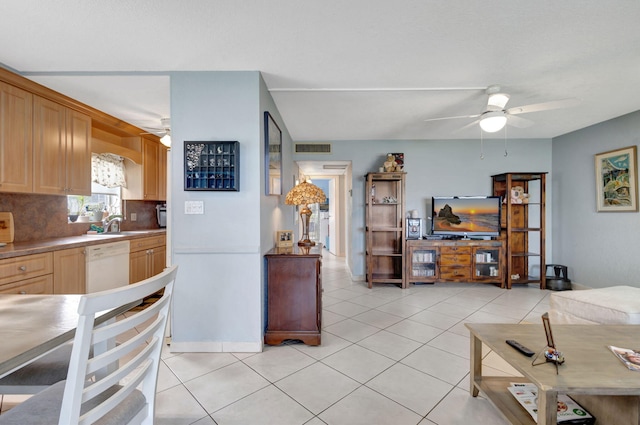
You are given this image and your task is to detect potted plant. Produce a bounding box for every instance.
[86,203,105,222]
[67,196,84,223]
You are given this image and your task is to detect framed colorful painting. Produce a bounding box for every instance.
[594,145,638,212]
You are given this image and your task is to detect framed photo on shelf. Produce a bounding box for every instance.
[594,145,638,212]
[276,230,293,248]
[264,111,282,196]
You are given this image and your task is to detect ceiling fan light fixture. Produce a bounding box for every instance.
[479,111,507,133]
[487,92,510,109]
[159,117,171,147]
[160,133,172,147]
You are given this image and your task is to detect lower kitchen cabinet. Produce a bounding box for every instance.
[0,252,53,294]
[264,246,322,346]
[129,235,166,283]
[53,247,86,293]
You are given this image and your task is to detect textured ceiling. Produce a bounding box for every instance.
[1,1,640,141]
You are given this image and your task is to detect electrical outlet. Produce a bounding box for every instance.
[130,213,137,221]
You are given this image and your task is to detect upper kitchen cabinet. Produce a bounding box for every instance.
[33,96,91,195]
[1,67,162,197]
[122,136,167,201]
[0,81,33,193]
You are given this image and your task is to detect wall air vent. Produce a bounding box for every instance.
[295,143,332,154]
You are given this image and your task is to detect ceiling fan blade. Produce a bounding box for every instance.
[452,118,481,134]
[507,98,580,115]
[506,114,534,128]
[424,113,481,123]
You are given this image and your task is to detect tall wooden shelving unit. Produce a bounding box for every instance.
[365,172,406,288]
[492,172,547,289]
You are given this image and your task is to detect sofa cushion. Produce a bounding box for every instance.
[549,285,640,324]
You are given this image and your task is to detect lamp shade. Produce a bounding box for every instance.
[479,111,507,133]
[285,181,326,207]
[285,181,326,246]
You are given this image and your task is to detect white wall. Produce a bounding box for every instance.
[552,111,640,288]
[295,138,553,279]
[169,71,265,352]
[259,75,295,332]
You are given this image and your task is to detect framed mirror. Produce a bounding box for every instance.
[264,111,282,195]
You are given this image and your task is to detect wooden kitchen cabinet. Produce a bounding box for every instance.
[122,136,167,201]
[264,246,322,346]
[0,252,53,294]
[158,140,167,200]
[129,234,166,283]
[53,247,86,294]
[33,96,91,196]
[142,136,161,200]
[0,81,33,193]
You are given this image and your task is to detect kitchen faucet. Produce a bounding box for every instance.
[102,215,123,233]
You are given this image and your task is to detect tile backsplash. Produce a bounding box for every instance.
[0,193,161,242]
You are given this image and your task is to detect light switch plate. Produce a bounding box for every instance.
[185,201,204,214]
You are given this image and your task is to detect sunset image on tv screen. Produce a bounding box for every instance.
[433,197,500,234]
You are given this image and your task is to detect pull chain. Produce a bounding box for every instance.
[504,125,509,157]
[480,129,485,160]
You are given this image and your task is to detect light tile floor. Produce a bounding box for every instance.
[1,251,551,424]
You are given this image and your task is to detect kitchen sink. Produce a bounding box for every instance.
[83,232,126,237]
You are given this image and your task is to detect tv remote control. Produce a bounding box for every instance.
[506,339,535,357]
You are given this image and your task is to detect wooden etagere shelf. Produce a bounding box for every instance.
[492,172,547,289]
[365,172,406,288]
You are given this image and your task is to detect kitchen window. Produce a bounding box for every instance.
[67,153,125,221]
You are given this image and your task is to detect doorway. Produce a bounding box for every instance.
[296,161,351,258]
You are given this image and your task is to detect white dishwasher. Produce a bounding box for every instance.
[86,240,130,293]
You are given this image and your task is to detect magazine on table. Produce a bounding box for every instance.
[508,382,595,424]
[608,345,640,371]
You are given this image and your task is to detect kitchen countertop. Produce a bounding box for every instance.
[0,229,166,260]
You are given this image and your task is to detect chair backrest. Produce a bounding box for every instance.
[58,265,178,425]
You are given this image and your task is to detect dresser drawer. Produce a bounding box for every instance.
[0,252,53,286]
[440,254,471,266]
[0,274,53,294]
[439,267,471,280]
[440,246,472,255]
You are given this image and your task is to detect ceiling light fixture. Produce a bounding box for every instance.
[479,111,507,133]
[160,133,172,147]
[159,117,171,147]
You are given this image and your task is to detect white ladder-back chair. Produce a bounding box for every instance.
[0,265,178,425]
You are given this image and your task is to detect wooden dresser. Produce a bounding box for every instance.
[264,245,322,346]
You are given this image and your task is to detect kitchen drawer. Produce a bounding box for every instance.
[439,267,471,280]
[440,254,471,266]
[0,274,53,294]
[129,235,166,252]
[440,246,472,255]
[0,252,53,286]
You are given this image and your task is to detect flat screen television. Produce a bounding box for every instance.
[431,196,502,238]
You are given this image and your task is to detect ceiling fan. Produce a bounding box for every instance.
[424,85,580,133]
[141,117,171,147]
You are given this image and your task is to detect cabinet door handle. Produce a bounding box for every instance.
[19,291,27,295]
[19,266,27,271]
